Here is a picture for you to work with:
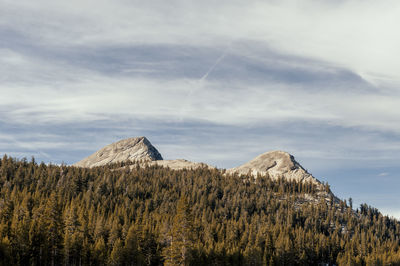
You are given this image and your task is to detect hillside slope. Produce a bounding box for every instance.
[1,155,400,265]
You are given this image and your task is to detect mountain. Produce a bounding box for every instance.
[74,138,319,186]
[74,137,331,201]
[74,137,216,170]
[226,150,337,204]
[74,137,163,168]
[2,153,400,265]
[227,150,319,185]
[2,139,400,265]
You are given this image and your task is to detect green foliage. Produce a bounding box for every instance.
[1,155,400,265]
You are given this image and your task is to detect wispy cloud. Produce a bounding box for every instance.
[2,0,400,84]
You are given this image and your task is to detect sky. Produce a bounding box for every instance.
[1,0,400,217]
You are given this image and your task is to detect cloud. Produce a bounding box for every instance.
[2,1,400,136]
[1,42,400,145]
[2,0,400,84]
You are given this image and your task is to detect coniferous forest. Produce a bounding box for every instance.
[1,155,400,265]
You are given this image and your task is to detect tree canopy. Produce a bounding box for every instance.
[1,155,400,265]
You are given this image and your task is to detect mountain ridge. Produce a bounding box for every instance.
[74,137,322,187]
[2,138,399,265]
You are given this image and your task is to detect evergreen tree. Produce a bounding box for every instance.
[44,193,64,266]
[163,196,195,265]
[109,238,124,266]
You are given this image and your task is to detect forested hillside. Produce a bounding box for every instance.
[1,155,400,265]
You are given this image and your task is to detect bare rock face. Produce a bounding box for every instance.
[149,159,214,170]
[226,150,320,185]
[126,159,214,171]
[74,137,163,168]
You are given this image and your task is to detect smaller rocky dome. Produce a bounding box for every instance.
[227,150,319,185]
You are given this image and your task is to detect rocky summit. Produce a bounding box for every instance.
[73,137,213,170]
[74,137,163,168]
[226,150,320,185]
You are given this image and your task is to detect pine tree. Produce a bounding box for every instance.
[0,236,11,264]
[163,196,195,266]
[124,225,144,265]
[64,202,83,265]
[93,237,107,265]
[109,238,124,266]
[44,193,64,266]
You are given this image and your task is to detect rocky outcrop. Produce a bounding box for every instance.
[74,137,163,168]
[133,159,215,171]
[73,137,214,170]
[226,150,320,185]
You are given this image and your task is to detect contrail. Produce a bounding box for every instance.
[178,46,231,121]
[199,50,228,82]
